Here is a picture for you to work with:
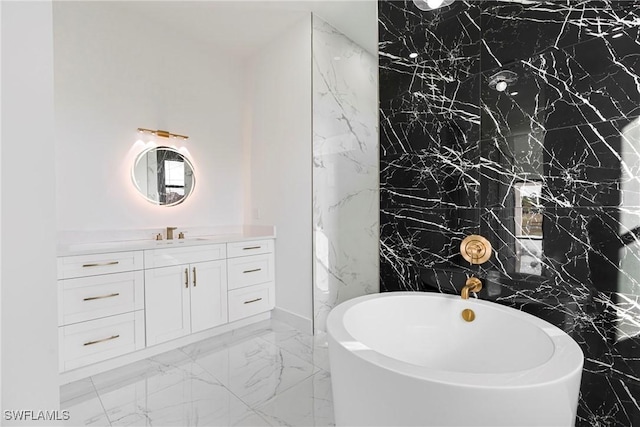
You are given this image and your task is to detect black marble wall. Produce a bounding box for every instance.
[379,1,640,425]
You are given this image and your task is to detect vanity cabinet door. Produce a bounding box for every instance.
[190,260,228,333]
[145,265,191,346]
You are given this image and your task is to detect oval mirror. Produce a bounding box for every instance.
[132,146,195,206]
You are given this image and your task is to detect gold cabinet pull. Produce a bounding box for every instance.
[243,246,261,250]
[83,334,119,346]
[243,268,262,274]
[82,261,119,268]
[185,268,189,288]
[83,293,120,301]
[244,297,263,304]
[192,267,197,287]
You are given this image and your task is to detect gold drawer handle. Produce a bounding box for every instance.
[243,268,262,274]
[243,246,261,250]
[83,293,120,301]
[83,334,120,346]
[82,261,119,268]
[244,297,263,304]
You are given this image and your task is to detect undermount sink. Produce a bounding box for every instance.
[65,237,217,252]
[150,237,231,247]
[327,292,585,426]
[65,240,142,251]
[153,239,188,244]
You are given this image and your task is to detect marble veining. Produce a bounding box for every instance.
[312,16,380,334]
[61,319,334,426]
[379,1,640,425]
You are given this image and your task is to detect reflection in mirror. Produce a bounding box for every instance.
[132,146,195,206]
[514,181,543,275]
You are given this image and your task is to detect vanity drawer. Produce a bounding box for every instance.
[58,271,144,326]
[59,311,145,372]
[227,253,274,290]
[227,239,274,258]
[144,244,226,268]
[57,251,143,279]
[228,282,275,322]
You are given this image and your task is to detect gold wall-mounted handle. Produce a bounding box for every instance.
[82,261,119,268]
[192,267,197,287]
[462,309,476,322]
[83,293,120,301]
[460,235,492,265]
[185,268,189,288]
[83,334,120,346]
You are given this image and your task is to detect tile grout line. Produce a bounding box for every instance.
[178,338,281,426]
[64,320,323,427]
[252,369,336,427]
[89,376,113,427]
[188,355,278,426]
[187,332,320,413]
[254,328,332,374]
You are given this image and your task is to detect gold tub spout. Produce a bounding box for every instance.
[461,276,482,299]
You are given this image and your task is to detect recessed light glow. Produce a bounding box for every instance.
[510,91,519,96]
[333,56,341,61]
[612,32,624,39]
[495,81,508,92]
[413,0,454,11]
[409,52,419,59]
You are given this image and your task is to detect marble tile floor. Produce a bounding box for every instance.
[60,320,334,426]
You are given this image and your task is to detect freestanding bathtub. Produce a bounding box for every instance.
[326,292,584,426]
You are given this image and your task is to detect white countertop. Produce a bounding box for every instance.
[58,228,276,257]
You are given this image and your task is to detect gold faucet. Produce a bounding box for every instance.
[166,227,177,240]
[461,276,482,299]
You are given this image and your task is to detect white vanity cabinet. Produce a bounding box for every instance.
[226,240,275,322]
[57,236,275,376]
[57,251,145,372]
[144,244,228,346]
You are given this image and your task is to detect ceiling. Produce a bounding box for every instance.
[112,1,378,57]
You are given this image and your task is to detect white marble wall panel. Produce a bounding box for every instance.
[312,16,379,334]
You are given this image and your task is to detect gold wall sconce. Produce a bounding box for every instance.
[137,127,189,140]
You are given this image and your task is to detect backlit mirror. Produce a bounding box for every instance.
[132,146,195,206]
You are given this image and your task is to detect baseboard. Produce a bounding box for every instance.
[272,306,313,334]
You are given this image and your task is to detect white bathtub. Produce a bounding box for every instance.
[326,292,584,426]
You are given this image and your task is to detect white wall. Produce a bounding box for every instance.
[53,2,246,233]
[244,16,313,330]
[1,0,60,422]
